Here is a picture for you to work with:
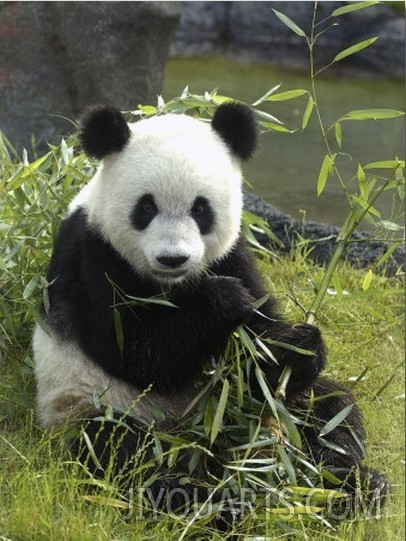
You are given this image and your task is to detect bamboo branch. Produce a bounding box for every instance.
[274,168,399,401]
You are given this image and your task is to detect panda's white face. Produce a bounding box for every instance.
[71,114,244,284]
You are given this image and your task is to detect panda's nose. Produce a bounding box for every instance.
[156,255,190,268]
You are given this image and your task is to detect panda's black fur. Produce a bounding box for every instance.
[34,103,386,521]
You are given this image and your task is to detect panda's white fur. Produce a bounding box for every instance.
[70,114,243,283]
[34,112,245,430]
[34,325,193,430]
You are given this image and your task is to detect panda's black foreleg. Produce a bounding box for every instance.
[121,275,257,392]
[286,378,387,509]
[245,317,327,400]
[262,321,327,395]
[215,237,327,395]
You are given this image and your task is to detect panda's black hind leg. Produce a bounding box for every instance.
[68,410,208,515]
[287,378,387,509]
[68,410,155,482]
[323,465,387,506]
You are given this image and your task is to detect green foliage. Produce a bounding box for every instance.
[0,1,404,538]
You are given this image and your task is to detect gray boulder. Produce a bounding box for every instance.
[244,191,404,276]
[0,2,180,152]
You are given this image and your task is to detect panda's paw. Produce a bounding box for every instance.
[202,276,255,324]
[277,323,326,383]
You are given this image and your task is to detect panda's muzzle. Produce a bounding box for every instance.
[152,254,193,282]
[156,254,190,269]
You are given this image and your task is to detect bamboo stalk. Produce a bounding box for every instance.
[274,170,397,401]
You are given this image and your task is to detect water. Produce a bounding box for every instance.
[163,57,405,227]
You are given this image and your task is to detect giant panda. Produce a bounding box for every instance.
[33,103,386,519]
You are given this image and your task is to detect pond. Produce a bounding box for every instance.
[163,57,405,228]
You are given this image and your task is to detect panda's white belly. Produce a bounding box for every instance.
[33,324,195,430]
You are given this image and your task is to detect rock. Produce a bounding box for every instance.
[0,2,180,152]
[170,1,405,77]
[243,191,405,276]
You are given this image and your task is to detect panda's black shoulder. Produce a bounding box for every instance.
[46,208,87,281]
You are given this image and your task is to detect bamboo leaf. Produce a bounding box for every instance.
[204,396,216,437]
[255,336,278,364]
[259,122,294,133]
[238,325,258,358]
[82,430,103,470]
[236,354,244,408]
[334,122,342,148]
[364,159,405,169]
[272,9,307,38]
[210,378,229,445]
[266,89,308,102]
[317,155,335,197]
[267,505,324,515]
[188,448,203,474]
[317,436,348,455]
[137,104,157,116]
[341,109,405,122]
[253,109,284,125]
[230,437,277,452]
[321,468,342,485]
[278,444,297,485]
[302,96,314,130]
[362,269,373,291]
[255,367,278,419]
[333,37,378,63]
[266,338,314,356]
[275,400,302,449]
[350,195,381,218]
[287,485,347,500]
[252,83,282,106]
[60,138,70,165]
[332,1,379,17]
[378,221,403,232]
[357,163,368,200]
[253,294,271,310]
[23,278,38,300]
[113,309,124,354]
[319,404,354,438]
[20,154,49,178]
[374,241,403,267]
[82,494,130,509]
[331,273,343,299]
[125,294,177,308]
[153,434,164,465]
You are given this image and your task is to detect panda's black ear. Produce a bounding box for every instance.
[80,105,131,159]
[211,102,258,161]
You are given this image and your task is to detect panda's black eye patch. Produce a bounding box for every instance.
[191,196,214,234]
[131,194,158,230]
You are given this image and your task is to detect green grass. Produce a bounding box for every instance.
[0,126,404,539]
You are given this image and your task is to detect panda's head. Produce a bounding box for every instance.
[74,103,258,284]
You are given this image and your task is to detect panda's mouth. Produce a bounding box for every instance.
[152,270,188,282]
